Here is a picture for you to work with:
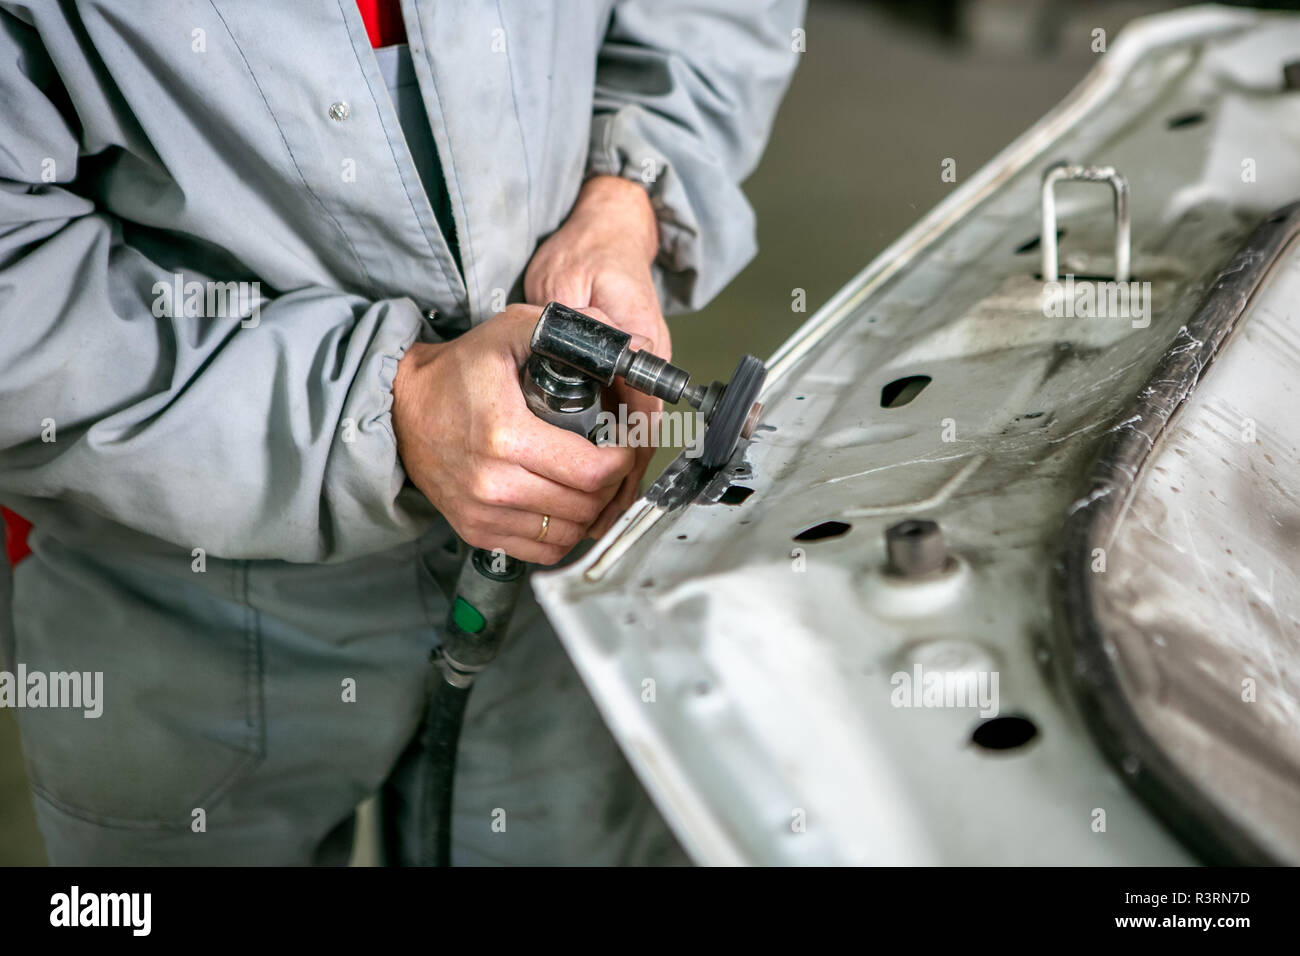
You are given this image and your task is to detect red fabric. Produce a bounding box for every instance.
[355,0,407,48]
[2,506,32,568]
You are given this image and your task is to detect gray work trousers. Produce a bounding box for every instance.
[8,522,686,866]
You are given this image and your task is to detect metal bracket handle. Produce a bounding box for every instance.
[1040,162,1131,283]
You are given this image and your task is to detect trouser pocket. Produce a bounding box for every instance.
[11,538,263,828]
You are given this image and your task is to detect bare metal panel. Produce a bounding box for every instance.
[534,7,1300,864]
[1062,217,1300,864]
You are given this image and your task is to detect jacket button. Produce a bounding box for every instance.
[328,101,351,122]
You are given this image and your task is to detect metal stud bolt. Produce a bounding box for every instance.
[885,518,949,577]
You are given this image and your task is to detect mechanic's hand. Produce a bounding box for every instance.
[392,304,635,564]
[524,174,666,539]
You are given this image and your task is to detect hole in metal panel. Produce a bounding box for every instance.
[1014,228,1066,254]
[1032,272,1143,282]
[972,715,1039,751]
[793,520,851,542]
[880,375,932,409]
[719,485,755,506]
[1166,110,1206,129]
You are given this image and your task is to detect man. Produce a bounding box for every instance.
[0,0,801,864]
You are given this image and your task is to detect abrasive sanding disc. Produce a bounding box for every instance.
[701,355,766,469]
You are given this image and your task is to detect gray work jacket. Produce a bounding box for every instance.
[0,1,802,563]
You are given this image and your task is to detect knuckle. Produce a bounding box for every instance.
[577,469,608,494]
[468,472,491,502]
[484,424,514,460]
[464,509,497,538]
[472,472,510,508]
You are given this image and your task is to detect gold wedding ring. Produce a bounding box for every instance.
[536,514,551,542]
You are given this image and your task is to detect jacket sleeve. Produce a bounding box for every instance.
[0,13,437,563]
[587,0,804,314]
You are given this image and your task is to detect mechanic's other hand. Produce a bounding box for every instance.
[392,304,634,564]
[524,175,667,539]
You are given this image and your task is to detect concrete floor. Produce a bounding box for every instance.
[1,0,1180,865]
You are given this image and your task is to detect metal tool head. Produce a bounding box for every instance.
[700,354,766,469]
[529,302,766,469]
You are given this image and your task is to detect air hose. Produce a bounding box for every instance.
[416,302,764,866]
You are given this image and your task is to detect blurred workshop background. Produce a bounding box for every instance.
[0,0,1253,864]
